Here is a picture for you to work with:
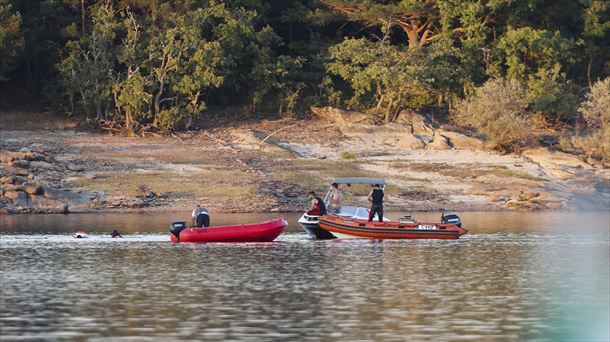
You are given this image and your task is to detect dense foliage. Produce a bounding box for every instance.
[453,78,532,151]
[0,0,608,153]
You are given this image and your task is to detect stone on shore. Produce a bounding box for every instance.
[29,160,55,170]
[394,110,434,135]
[0,176,14,184]
[24,185,43,195]
[67,163,85,172]
[392,134,426,149]
[4,190,29,206]
[9,159,29,168]
[437,130,484,150]
[43,189,91,204]
[426,131,451,150]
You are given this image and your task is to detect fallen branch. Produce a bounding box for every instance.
[258,124,297,150]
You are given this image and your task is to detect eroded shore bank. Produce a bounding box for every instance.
[1,115,608,214]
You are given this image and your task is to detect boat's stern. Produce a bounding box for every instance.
[298,213,336,239]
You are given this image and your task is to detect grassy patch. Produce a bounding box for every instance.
[392,162,545,181]
[287,160,376,179]
[260,149,297,159]
[358,150,394,158]
[338,150,357,160]
[71,171,257,199]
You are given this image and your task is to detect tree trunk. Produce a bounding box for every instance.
[125,110,132,129]
[392,95,402,122]
[81,0,86,36]
[375,94,385,113]
[405,29,420,49]
[68,95,75,118]
[153,82,163,128]
[95,102,103,120]
[384,99,394,123]
[587,57,593,88]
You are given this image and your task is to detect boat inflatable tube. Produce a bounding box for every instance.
[170,219,288,243]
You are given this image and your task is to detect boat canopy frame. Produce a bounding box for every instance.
[323,177,386,205]
[331,177,385,186]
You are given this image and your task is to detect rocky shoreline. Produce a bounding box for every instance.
[1,114,609,215]
[0,149,90,214]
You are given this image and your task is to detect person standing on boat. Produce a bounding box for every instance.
[306,191,327,216]
[191,205,210,228]
[367,184,385,222]
[329,182,343,213]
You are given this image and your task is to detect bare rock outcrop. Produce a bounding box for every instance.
[426,131,451,150]
[395,110,434,135]
[437,130,484,150]
[392,134,426,149]
[338,123,428,149]
[0,147,93,214]
[522,148,592,180]
[311,106,369,124]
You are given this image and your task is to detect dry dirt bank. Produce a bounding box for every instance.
[1,117,608,214]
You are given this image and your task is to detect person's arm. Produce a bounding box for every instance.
[307,199,315,211]
[383,191,387,202]
[367,189,373,202]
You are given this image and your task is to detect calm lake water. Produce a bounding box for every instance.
[1,211,609,341]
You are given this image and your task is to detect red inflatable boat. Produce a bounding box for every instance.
[170,218,288,243]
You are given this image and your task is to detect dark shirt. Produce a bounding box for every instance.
[315,196,327,215]
[372,189,384,205]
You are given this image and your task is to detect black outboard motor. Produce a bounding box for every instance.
[170,221,187,240]
[441,213,462,228]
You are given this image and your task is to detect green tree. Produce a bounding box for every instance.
[326,37,461,122]
[573,77,610,163]
[167,6,225,130]
[452,78,532,151]
[493,27,577,120]
[58,4,118,120]
[113,10,150,130]
[581,0,610,86]
[320,0,441,49]
[0,0,23,81]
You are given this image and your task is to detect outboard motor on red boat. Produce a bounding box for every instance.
[441,213,462,228]
[170,221,187,240]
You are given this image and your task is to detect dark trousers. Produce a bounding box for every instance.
[196,213,210,228]
[368,204,383,222]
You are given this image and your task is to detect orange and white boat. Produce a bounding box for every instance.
[319,213,467,240]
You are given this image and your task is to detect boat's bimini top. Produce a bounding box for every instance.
[299,206,388,222]
[332,177,385,185]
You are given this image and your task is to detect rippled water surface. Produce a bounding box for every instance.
[1,212,609,341]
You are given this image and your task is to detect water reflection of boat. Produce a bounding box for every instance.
[170,219,288,243]
[319,214,467,240]
[298,178,389,240]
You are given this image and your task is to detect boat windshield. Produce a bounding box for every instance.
[336,206,358,217]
